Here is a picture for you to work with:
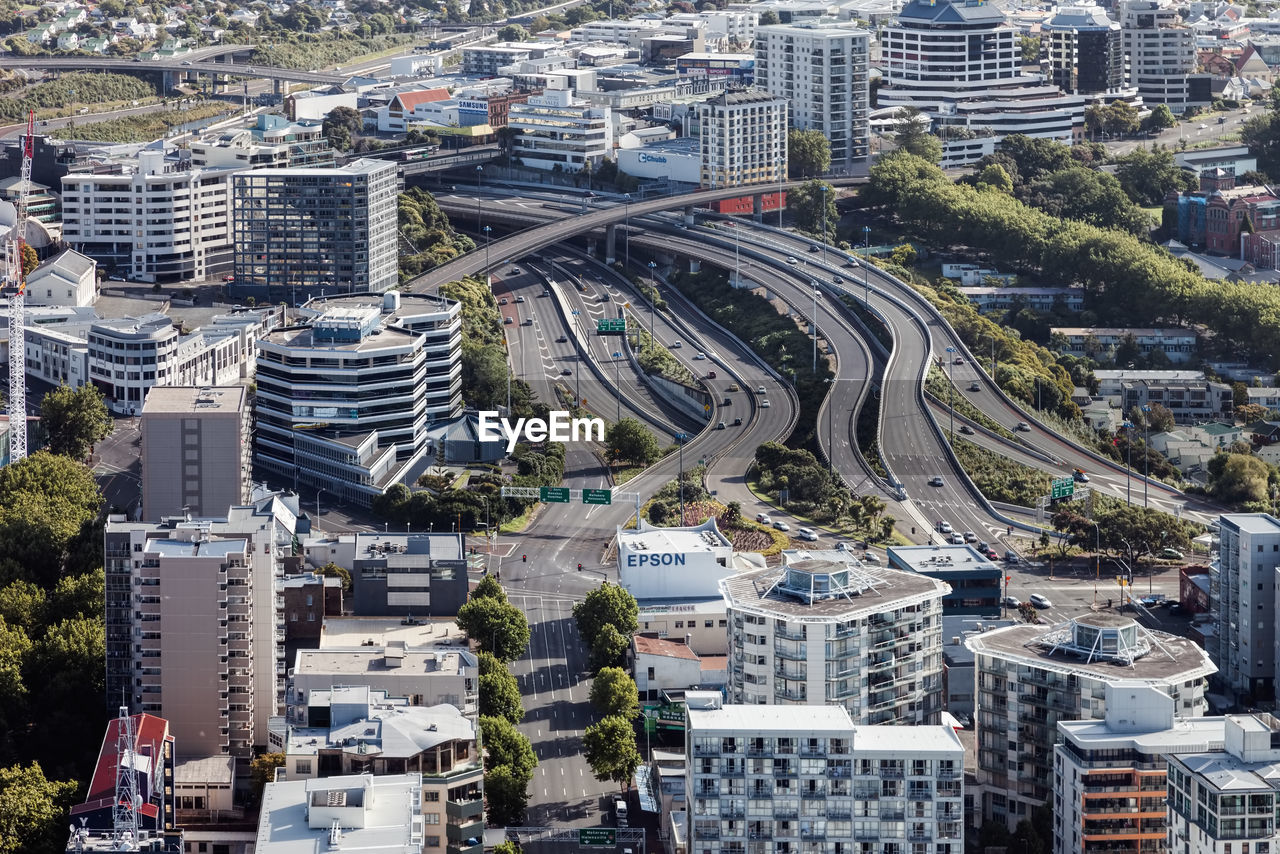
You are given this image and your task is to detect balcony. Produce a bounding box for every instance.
[446,798,484,821]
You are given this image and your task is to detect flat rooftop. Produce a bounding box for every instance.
[851,724,964,755]
[261,321,418,353]
[255,774,422,854]
[1059,714,1228,752]
[1176,746,1280,792]
[621,520,731,553]
[353,532,464,562]
[287,702,474,759]
[720,561,948,620]
[1220,514,1280,535]
[293,645,473,677]
[688,704,854,734]
[142,385,246,414]
[319,617,466,648]
[888,544,1001,574]
[964,620,1217,683]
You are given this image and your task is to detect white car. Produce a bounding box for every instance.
[861,551,881,564]
[949,533,964,545]
[937,521,953,534]
[786,256,798,265]
[761,399,771,408]
[1029,594,1052,609]
[773,521,791,532]
[962,531,977,543]
[670,341,682,349]
[756,386,766,394]
[693,352,706,360]
[797,527,818,541]
[756,513,771,525]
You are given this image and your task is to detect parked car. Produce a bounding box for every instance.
[503,317,513,325]
[1029,594,1052,609]
[773,521,791,532]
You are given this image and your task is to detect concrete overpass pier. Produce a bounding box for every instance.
[752,193,763,223]
[604,224,617,265]
[683,205,695,227]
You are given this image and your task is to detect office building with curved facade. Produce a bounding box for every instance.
[720,555,949,725]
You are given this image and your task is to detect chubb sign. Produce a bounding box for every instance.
[477,410,605,453]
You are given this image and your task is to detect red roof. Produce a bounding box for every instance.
[81,714,171,804]
[634,635,700,661]
[392,89,451,112]
[698,655,728,671]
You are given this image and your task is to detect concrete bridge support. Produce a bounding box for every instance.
[752,193,763,223]
[605,224,617,265]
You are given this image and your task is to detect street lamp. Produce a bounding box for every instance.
[1141,404,1151,508]
[676,433,688,524]
[811,283,820,374]
[862,225,871,307]
[482,224,492,289]
[1092,519,1101,607]
[1122,421,1135,504]
[946,346,957,440]
[571,309,582,404]
[475,164,483,225]
[778,165,785,228]
[647,261,657,352]
[819,184,830,265]
[623,193,631,272]
[612,351,622,422]
[824,377,834,473]
[982,333,997,381]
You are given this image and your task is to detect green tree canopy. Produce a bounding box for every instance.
[456,595,531,662]
[484,762,531,826]
[589,623,628,672]
[0,762,78,854]
[0,452,102,587]
[787,179,838,241]
[584,715,643,791]
[479,667,524,725]
[472,574,507,602]
[1113,147,1196,206]
[891,106,942,163]
[1208,451,1273,505]
[39,384,112,461]
[573,582,639,648]
[605,418,660,466]
[480,715,536,776]
[250,753,285,801]
[1143,104,1176,132]
[589,666,640,720]
[498,23,528,40]
[787,129,831,178]
[1242,110,1280,179]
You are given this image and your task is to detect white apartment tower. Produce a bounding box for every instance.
[60,149,236,283]
[1209,513,1280,703]
[508,83,612,172]
[686,703,965,852]
[755,22,870,169]
[721,557,949,725]
[699,89,788,189]
[879,0,1086,165]
[1120,0,1203,112]
[967,613,1216,829]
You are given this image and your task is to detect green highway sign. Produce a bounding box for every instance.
[1051,477,1075,500]
[540,486,570,503]
[583,488,612,505]
[579,829,617,846]
[597,318,626,334]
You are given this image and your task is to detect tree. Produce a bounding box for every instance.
[1242,110,1280,179]
[787,179,838,241]
[605,418,660,466]
[492,843,521,854]
[573,582,639,648]
[1113,147,1196,206]
[1019,34,1040,62]
[0,452,102,588]
[322,105,363,152]
[315,561,351,591]
[1208,451,1272,505]
[892,107,942,163]
[1011,819,1047,854]
[758,9,780,24]
[480,667,524,725]
[1017,602,1039,624]
[497,23,528,40]
[589,666,640,720]
[20,244,36,278]
[250,752,286,801]
[480,716,536,776]
[584,715,643,791]
[484,762,531,826]
[456,596,531,662]
[39,384,112,461]
[787,129,831,178]
[1143,103,1176,132]
[0,763,77,854]
[977,163,1014,194]
[473,574,507,602]
[589,623,628,671]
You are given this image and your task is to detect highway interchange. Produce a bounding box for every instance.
[410,181,1224,829]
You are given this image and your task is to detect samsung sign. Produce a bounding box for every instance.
[458,99,488,114]
[626,552,687,568]
[638,152,668,164]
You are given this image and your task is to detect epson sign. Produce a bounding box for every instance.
[626,553,687,567]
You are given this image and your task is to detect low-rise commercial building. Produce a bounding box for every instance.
[959,286,1085,315]
[967,613,1216,828]
[508,84,612,171]
[618,518,735,600]
[632,634,727,700]
[70,709,176,835]
[888,545,1003,616]
[686,702,964,852]
[255,774,425,854]
[25,248,96,307]
[722,555,950,724]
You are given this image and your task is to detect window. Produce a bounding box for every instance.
[424,791,440,802]
[675,621,684,628]
[424,812,440,824]
[426,837,440,849]
[648,667,655,680]
[295,760,311,774]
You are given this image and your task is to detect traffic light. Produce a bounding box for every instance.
[577,563,583,571]
[522,554,526,563]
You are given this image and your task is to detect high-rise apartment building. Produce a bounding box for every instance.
[720,556,949,724]
[1168,713,1280,853]
[1043,5,1129,97]
[1120,0,1205,111]
[232,159,399,299]
[141,386,251,521]
[698,89,788,189]
[254,293,462,506]
[968,613,1216,829]
[686,703,965,852]
[105,496,303,758]
[508,83,613,171]
[755,22,870,169]
[1054,683,1227,854]
[1210,513,1280,702]
[60,149,236,283]
[879,0,1086,165]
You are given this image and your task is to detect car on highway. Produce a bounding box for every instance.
[929,475,944,487]
[959,424,974,435]
[861,551,881,563]
[963,531,977,543]
[181,60,192,65]
[522,318,533,326]
[756,513,771,524]
[1029,594,1052,609]
[761,399,771,408]
[670,341,682,349]
[797,527,818,541]
[499,297,508,305]
[1073,469,1090,482]
[560,368,572,376]
[541,289,550,297]
[968,382,980,392]
[1218,116,1227,124]
[1002,595,1021,608]
[727,384,739,392]
[716,421,726,430]
[722,396,731,405]
[953,356,964,365]
[708,370,717,379]
[1198,123,1209,129]
[556,335,568,343]
[833,276,843,284]
[732,417,742,426]
[808,245,819,253]
[515,295,525,303]
[937,521,953,534]
[503,317,513,325]
[1016,421,1030,432]
[756,385,766,394]
[773,520,791,532]
[949,532,965,545]
[786,256,798,265]
[694,352,706,360]
[599,293,611,302]
[1159,547,1185,560]
[510,267,521,274]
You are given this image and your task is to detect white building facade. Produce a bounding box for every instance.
[755,22,870,169]
[1210,513,1280,702]
[1120,0,1204,111]
[508,85,612,172]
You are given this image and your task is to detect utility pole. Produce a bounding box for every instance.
[812,284,820,374]
[862,225,871,308]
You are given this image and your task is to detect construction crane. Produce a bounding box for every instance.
[2,111,32,463]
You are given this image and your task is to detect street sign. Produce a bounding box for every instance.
[540,486,570,503]
[1051,477,1075,500]
[579,829,617,846]
[582,488,612,505]
[597,318,626,334]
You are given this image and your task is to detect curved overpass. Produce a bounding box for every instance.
[1,52,345,84]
